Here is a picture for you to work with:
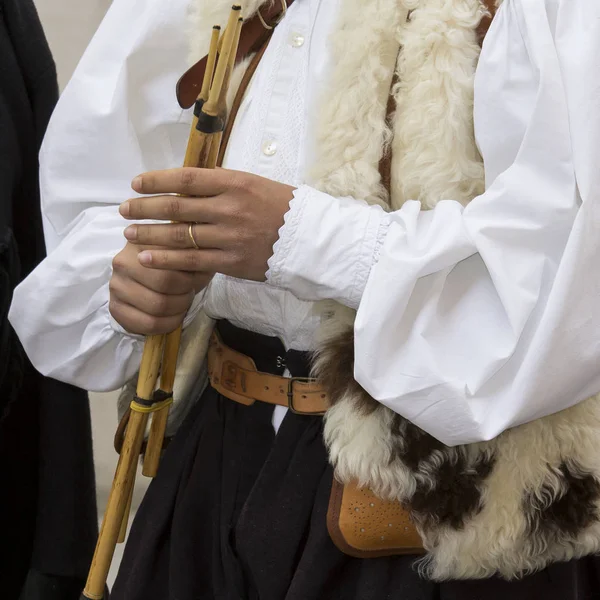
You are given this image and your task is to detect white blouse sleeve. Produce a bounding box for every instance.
[8,0,200,392]
[268,0,600,445]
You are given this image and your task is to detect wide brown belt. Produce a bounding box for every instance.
[207,330,328,415]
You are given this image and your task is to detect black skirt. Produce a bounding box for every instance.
[111,322,600,600]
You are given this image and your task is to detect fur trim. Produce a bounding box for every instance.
[308,0,405,209]
[390,0,486,210]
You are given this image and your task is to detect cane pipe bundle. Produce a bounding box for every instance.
[81,7,244,599]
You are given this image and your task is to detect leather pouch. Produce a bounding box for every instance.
[326,479,425,558]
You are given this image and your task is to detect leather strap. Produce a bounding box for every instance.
[477,0,497,44]
[378,73,399,197]
[177,0,295,108]
[207,330,329,415]
[217,35,272,167]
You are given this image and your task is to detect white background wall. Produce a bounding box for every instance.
[34,0,113,90]
[33,0,149,585]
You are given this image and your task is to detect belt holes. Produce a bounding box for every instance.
[264,386,269,391]
[302,395,307,399]
[320,394,326,399]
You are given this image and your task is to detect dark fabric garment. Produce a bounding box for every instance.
[111,322,600,600]
[0,1,97,597]
[18,571,91,600]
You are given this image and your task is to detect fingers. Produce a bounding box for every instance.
[109,242,215,335]
[137,248,228,273]
[108,296,187,336]
[112,245,201,294]
[120,194,223,223]
[131,168,234,197]
[124,223,228,250]
[109,274,194,318]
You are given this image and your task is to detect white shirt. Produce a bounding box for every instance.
[9,0,600,446]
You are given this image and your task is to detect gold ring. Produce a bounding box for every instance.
[188,223,200,250]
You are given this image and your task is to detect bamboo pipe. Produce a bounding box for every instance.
[140,21,225,479]
[200,26,222,105]
[203,6,241,117]
[142,327,182,477]
[142,8,243,477]
[82,335,164,600]
[117,482,135,544]
[207,17,243,169]
[83,9,246,598]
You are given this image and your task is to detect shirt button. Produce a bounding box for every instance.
[262,140,278,156]
[290,32,305,48]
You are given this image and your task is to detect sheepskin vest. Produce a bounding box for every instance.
[118,0,600,582]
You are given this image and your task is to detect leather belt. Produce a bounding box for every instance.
[207,331,329,415]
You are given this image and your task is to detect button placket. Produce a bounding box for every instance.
[256,5,309,176]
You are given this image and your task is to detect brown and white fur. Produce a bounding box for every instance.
[119,0,600,581]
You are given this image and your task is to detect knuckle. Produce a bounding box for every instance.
[231,246,247,266]
[184,251,198,269]
[174,224,188,244]
[153,270,173,292]
[109,300,129,330]
[142,314,163,336]
[223,198,243,222]
[112,252,126,272]
[180,168,197,190]
[228,171,249,193]
[152,293,170,316]
[108,277,119,297]
[108,299,120,319]
[158,249,171,265]
[166,196,182,219]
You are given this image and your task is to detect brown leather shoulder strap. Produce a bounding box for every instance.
[217,35,272,167]
[177,0,295,108]
[477,0,498,45]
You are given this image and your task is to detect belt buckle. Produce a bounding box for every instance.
[287,377,326,416]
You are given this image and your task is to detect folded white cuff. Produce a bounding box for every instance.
[267,185,389,309]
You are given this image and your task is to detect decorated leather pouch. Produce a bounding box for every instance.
[326,479,425,558]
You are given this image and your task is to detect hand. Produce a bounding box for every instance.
[120,168,296,282]
[109,242,212,335]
